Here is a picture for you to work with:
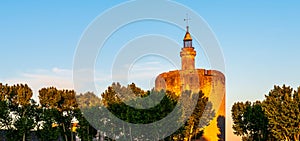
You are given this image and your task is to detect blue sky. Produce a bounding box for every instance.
[1,1,300,140]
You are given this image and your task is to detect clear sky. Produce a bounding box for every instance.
[1,1,300,140]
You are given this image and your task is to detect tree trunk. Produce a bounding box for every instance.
[294,134,299,141]
[22,109,27,141]
[129,127,133,141]
[122,123,125,140]
[98,130,100,141]
[23,133,26,141]
[71,129,73,141]
[87,126,90,141]
[62,123,68,141]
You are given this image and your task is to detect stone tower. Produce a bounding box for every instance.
[155,25,226,141]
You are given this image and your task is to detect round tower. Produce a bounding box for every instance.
[180,26,196,70]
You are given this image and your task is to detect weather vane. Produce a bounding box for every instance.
[184,13,191,31]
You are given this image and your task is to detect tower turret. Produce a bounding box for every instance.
[180,26,196,70]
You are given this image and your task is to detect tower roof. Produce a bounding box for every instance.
[184,26,192,41]
[184,31,192,41]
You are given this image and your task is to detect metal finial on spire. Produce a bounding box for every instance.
[184,13,191,32]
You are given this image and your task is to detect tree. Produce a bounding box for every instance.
[39,87,78,110]
[0,100,13,138]
[36,108,61,141]
[39,87,60,108]
[100,83,179,140]
[14,99,39,141]
[231,101,270,141]
[0,83,10,101]
[171,90,215,141]
[0,83,38,141]
[101,84,121,107]
[74,108,97,141]
[38,87,78,141]
[101,83,215,140]
[262,85,300,141]
[0,84,14,131]
[76,91,102,109]
[101,82,147,107]
[13,84,35,141]
[2,84,33,107]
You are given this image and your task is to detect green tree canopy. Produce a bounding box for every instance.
[0,83,36,141]
[99,83,214,140]
[76,91,102,108]
[232,85,300,141]
[231,101,270,141]
[262,85,300,141]
[38,87,78,141]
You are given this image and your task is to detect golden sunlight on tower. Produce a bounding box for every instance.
[155,25,226,141]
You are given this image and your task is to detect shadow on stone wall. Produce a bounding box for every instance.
[217,115,225,141]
